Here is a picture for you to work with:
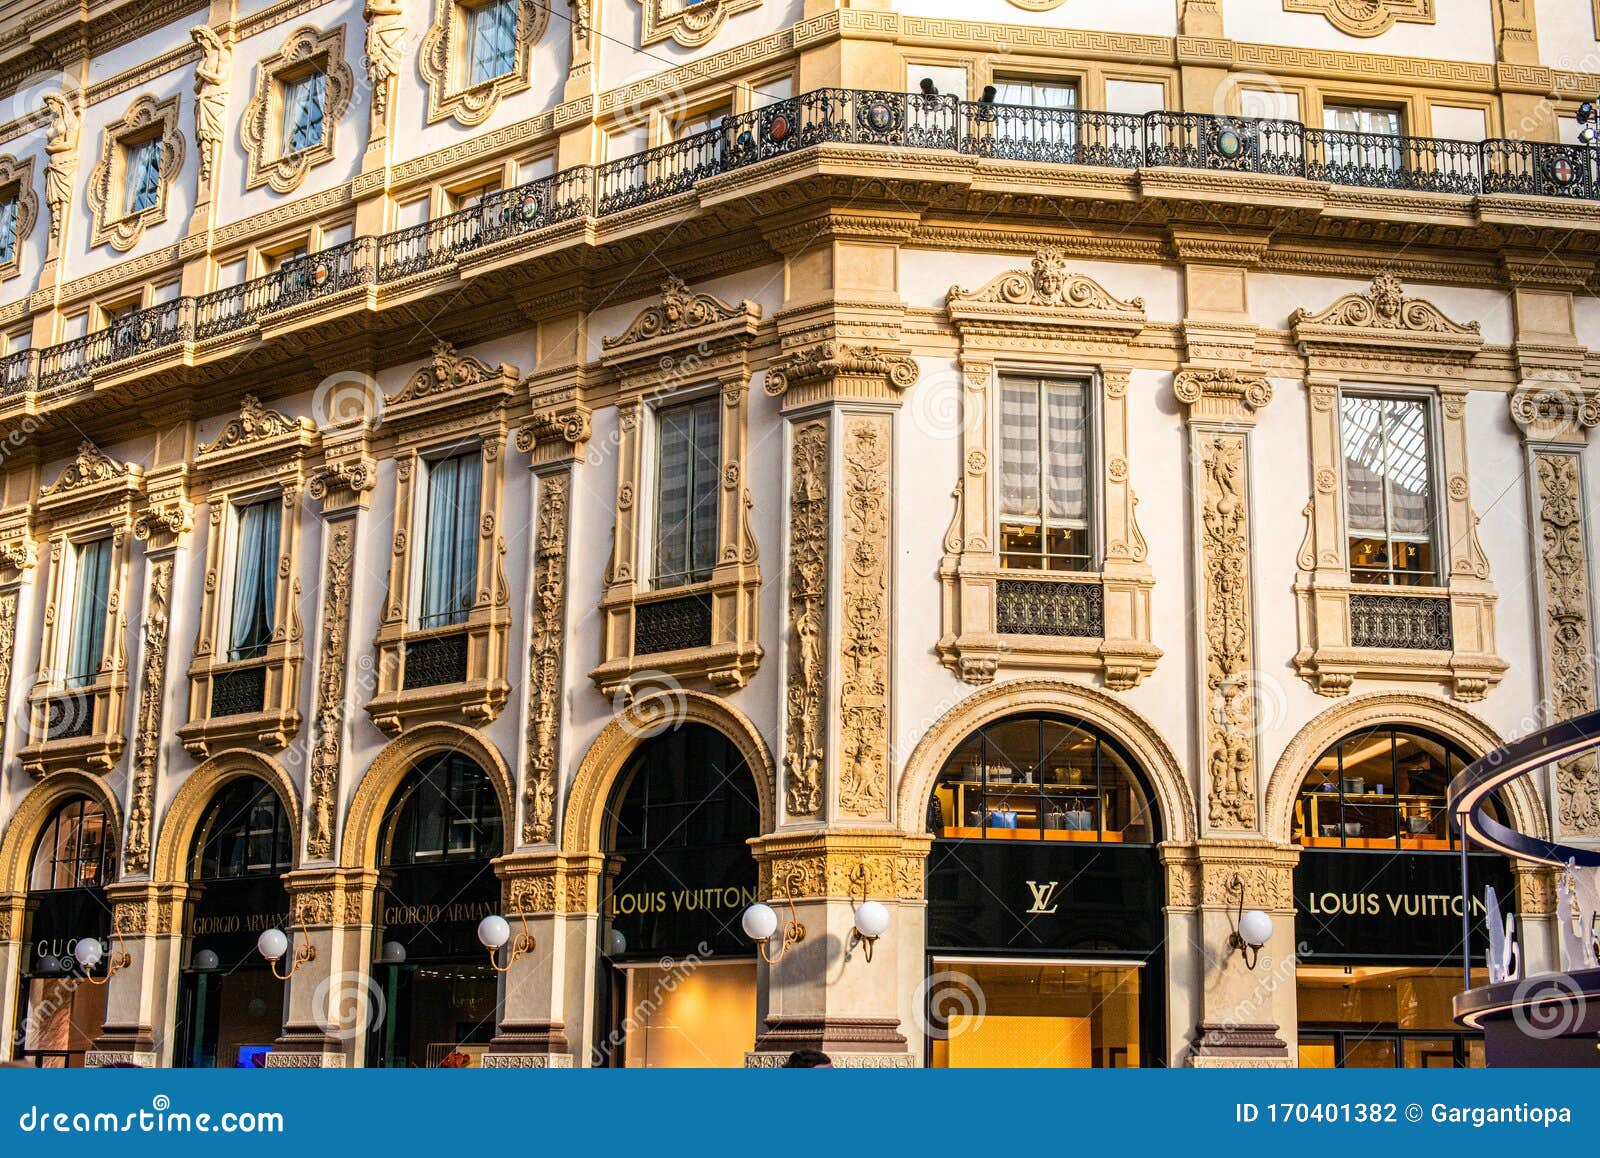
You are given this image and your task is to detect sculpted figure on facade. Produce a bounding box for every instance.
[306,524,355,861]
[190,25,231,186]
[364,0,408,121]
[122,557,173,874]
[785,421,828,817]
[42,91,79,246]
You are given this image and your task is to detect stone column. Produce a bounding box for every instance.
[750,339,923,1067]
[85,883,185,1067]
[0,892,26,1059]
[264,429,376,1067]
[1508,286,1600,843]
[478,401,592,1068]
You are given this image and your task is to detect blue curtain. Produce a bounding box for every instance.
[229,498,282,659]
[419,451,481,627]
[66,538,113,686]
[0,196,17,264]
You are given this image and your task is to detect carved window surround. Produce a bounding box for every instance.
[86,94,185,254]
[177,397,320,758]
[636,0,759,49]
[0,154,38,283]
[419,0,550,128]
[591,277,763,696]
[19,443,147,778]
[240,24,355,195]
[1283,0,1434,38]
[368,342,516,735]
[938,251,1159,690]
[1289,276,1505,702]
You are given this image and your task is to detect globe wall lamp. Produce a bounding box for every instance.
[477,906,535,974]
[256,925,316,981]
[848,862,890,963]
[1226,875,1274,970]
[72,934,130,987]
[741,865,806,964]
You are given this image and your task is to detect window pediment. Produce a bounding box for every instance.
[1290,275,1483,361]
[603,276,760,355]
[39,441,147,527]
[946,250,1147,348]
[636,0,759,48]
[1283,0,1434,38]
[195,394,320,480]
[382,340,519,431]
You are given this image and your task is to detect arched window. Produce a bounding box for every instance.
[605,724,758,857]
[190,779,293,881]
[29,798,114,892]
[1295,726,1499,850]
[929,713,1157,843]
[381,754,502,867]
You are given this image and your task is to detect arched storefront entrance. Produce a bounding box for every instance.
[597,722,760,1068]
[924,711,1165,1067]
[14,795,115,1066]
[173,777,292,1068]
[367,753,504,1068]
[1290,725,1511,1068]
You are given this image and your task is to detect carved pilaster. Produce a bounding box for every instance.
[838,415,891,820]
[305,523,355,863]
[1174,369,1271,834]
[785,419,828,819]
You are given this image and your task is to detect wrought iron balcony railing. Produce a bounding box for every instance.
[37,297,190,391]
[194,237,373,341]
[1348,592,1454,651]
[21,88,1600,403]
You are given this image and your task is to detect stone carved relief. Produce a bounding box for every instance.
[42,442,138,496]
[42,92,79,248]
[839,416,891,819]
[764,343,918,399]
[122,557,172,874]
[947,248,1145,316]
[1283,0,1434,38]
[635,0,759,48]
[386,340,505,405]
[198,395,306,455]
[190,26,232,188]
[1200,435,1259,830]
[1535,453,1600,834]
[604,276,755,348]
[523,473,570,844]
[419,0,548,126]
[784,421,828,817]
[1289,274,1480,339]
[305,524,355,861]
[0,592,17,782]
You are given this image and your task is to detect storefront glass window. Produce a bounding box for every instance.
[928,961,1141,1068]
[371,755,504,1068]
[17,797,114,1066]
[1296,965,1488,1068]
[930,714,1154,842]
[177,778,292,1067]
[617,961,757,1068]
[1294,727,1498,850]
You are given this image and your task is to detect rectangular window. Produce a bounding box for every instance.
[998,376,1093,572]
[123,137,164,216]
[1323,103,1403,173]
[418,450,482,627]
[66,537,113,686]
[0,193,18,264]
[228,498,282,660]
[989,78,1078,157]
[1341,395,1439,586]
[281,70,328,155]
[467,0,519,87]
[653,396,721,589]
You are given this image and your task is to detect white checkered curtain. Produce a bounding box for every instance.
[1000,378,1087,529]
[1000,379,1042,525]
[1043,381,1087,528]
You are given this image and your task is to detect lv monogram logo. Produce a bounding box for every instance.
[1025,880,1060,915]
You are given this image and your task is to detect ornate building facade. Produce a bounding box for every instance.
[0,0,1596,1068]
